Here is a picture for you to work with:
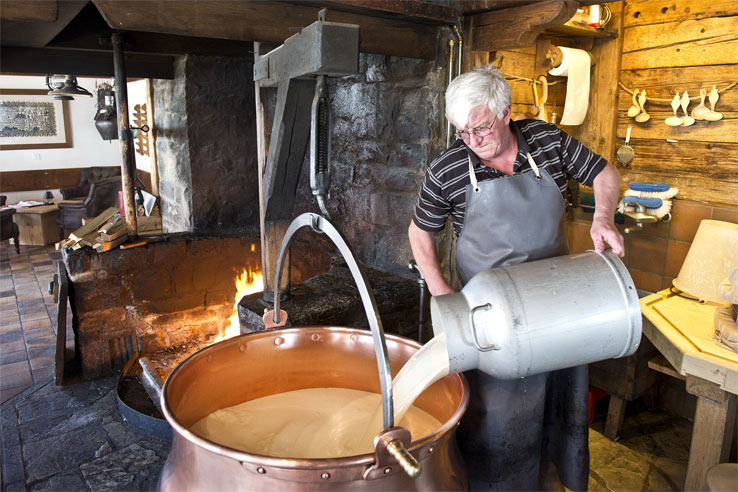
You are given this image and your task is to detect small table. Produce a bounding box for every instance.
[13,204,60,246]
[640,290,738,492]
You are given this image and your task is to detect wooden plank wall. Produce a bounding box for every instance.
[489,2,624,165]
[617,0,738,205]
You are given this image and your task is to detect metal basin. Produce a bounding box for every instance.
[159,327,469,491]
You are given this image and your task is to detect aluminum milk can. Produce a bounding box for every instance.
[431,250,642,378]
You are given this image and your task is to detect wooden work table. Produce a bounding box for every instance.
[640,290,738,492]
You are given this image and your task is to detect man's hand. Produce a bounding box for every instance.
[590,216,624,257]
[408,222,458,296]
[591,163,625,257]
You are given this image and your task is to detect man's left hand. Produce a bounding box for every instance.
[590,216,624,257]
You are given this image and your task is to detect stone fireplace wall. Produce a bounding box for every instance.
[62,234,327,378]
[153,54,259,235]
[289,53,448,276]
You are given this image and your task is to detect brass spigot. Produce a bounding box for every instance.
[623,203,658,234]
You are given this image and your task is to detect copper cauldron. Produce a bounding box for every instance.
[159,326,469,491]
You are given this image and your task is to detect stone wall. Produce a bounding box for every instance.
[153,54,259,234]
[283,53,448,276]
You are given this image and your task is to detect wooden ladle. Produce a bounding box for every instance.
[665,93,682,126]
[680,91,695,126]
[692,88,709,120]
[627,89,641,118]
[635,90,650,123]
[704,85,723,121]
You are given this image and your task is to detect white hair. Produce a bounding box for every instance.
[445,65,512,129]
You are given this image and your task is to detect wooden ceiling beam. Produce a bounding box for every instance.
[0,0,57,22]
[470,0,579,50]
[92,0,439,59]
[0,47,175,79]
[293,0,458,24]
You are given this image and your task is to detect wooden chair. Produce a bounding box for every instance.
[0,208,21,254]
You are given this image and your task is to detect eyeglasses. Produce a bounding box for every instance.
[455,116,498,141]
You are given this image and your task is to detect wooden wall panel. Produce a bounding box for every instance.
[622,16,738,70]
[623,0,738,27]
[618,0,738,206]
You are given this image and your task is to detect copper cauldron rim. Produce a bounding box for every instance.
[161,326,469,470]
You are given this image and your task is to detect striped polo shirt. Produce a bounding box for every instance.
[413,119,607,235]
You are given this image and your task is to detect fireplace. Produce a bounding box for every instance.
[61,231,318,379]
[61,230,425,382]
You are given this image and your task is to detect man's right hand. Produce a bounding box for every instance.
[408,221,458,296]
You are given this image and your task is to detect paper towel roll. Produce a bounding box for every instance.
[548,47,591,125]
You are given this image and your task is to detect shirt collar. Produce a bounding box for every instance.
[463,119,531,173]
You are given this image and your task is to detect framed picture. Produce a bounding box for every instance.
[0,89,72,150]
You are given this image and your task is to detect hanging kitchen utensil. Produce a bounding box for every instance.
[531,80,540,117]
[680,91,695,126]
[692,88,709,120]
[635,90,650,123]
[704,85,723,121]
[627,89,641,118]
[537,75,548,123]
[616,125,635,166]
[665,93,683,127]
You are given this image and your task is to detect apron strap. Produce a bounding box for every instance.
[526,153,541,180]
[467,156,480,192]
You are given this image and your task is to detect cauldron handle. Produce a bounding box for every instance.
[272,212,395,430]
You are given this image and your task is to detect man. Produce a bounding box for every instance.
[408,65,624,491]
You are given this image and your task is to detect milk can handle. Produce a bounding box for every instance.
[273,213,395,430]
[470,303,501,352]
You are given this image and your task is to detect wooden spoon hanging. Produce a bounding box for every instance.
[635,90,650,123]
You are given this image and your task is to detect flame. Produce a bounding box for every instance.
[212,264,263,344]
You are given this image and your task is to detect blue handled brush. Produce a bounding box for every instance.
[626,183,679,199]
[618,195,672,219]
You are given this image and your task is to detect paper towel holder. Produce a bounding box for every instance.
[546,47,564,68]
[545,45,594,70]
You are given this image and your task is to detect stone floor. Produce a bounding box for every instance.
[0,241,692,491]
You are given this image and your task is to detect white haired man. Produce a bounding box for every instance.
[408,65,623,491]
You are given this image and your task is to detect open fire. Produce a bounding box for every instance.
[212,261,264,344]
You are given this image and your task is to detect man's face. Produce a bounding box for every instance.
[457,106,511,163]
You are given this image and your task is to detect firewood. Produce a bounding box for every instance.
[69,207,119,242]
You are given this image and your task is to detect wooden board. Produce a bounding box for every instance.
[621,15,738,70]
[54,262,68,385]
[640,290,738,394]
[92,0,439,59]
[623,0,738,28]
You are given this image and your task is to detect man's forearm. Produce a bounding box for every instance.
[408,221,456,296]
[592,163,621,220]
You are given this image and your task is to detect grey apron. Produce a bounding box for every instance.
[455,149,590,491]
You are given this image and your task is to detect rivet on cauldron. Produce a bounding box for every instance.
[207,355,213,363]
[428,446,434,453]
[274,337,284,346]
[321,472,331,480]
[257,467,266,474]
[239,344,246,352]
[383,467,392,474]
[350,334,357,342]
[311,334,321,342]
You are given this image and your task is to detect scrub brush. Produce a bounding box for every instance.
[618,196,673,219]
[625,183,679,200]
